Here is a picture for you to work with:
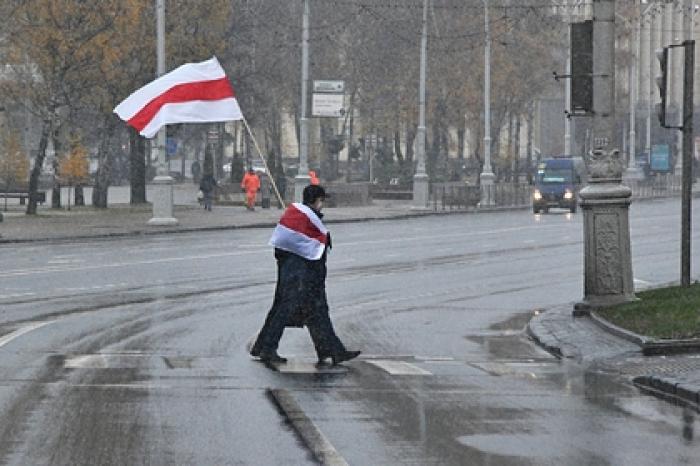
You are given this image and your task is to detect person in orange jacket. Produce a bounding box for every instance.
[241,168,261,211]
[309,170,320,185]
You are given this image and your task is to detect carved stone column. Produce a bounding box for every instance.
[576,167,636,311]
[575,0,636,314]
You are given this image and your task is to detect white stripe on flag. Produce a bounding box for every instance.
[140,98,242,138]
[114,57,227,121]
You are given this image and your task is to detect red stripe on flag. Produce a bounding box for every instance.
[127,78,235,131]
[279,206,327,244]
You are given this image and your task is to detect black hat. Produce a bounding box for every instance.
[303,184,327,205]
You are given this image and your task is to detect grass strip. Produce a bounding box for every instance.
[596,283,700,340]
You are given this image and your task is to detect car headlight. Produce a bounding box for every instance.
[564,190,573,200]
[533,190,542,201]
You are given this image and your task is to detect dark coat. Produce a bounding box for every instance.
[271,247,328,328]
[199,174,217,193]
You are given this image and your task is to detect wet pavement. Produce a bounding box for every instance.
[529,303,700,418]
[1,194,700,464]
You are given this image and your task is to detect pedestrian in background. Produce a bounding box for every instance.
[199,173,217,211]
[309,170,319,185]
[240,168,260,211]
[250,184,361,365]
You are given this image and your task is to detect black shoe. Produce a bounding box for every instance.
[250,346,261,357]
[258,350,287,364]
[331,350,361,365]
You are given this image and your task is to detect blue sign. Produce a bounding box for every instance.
[166,137,178,157]
[650,144,670,172]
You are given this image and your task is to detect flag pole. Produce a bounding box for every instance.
[241,117,286,209]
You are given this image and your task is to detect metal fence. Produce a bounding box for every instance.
[627,174,682,199]
[431,175,685,212]
[430,182,531,210]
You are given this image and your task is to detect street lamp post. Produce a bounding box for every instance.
[412,0,429,208]
[294,0,311,202]
[479,0,495,206]
[148,0,178,226]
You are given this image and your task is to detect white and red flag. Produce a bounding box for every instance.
[114,56,242,138]
[269,203,329,261]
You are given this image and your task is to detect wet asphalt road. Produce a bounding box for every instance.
[0,197,699,465]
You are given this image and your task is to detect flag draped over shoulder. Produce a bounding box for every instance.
[269,203,329,261]
[114,57,243,138]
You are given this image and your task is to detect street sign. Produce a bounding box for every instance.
[312,93,345,118]
[313,80,344,93]
[166,137,178,156]
[650,144,671,172]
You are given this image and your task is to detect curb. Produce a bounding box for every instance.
[526,316,564,359]
[589,311,700,356]
[0,204,530,245]
[633,375,700,411]
[267,388,349,466]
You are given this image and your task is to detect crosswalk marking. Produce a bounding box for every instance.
[272,360,348,374]
[365,359,432,376]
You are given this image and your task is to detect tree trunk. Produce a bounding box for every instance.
[515,114,521,183]
[51,126,62,208]
[129,127,147,204]
[26,120,52,215]
[526,103,534,184]
[92,121,116,208]
[75,185,84,206]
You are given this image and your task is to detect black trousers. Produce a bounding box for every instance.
[252,291,346,358]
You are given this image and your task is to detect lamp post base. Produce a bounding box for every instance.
[148,175,178,226]
[294,175,311,204]
[479,171,495,207]
[412,173,429,209]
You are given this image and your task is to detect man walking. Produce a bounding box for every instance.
[250,185,360,365]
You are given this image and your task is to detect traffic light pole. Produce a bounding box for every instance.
[681,40,694,287]
[655,41,694,286]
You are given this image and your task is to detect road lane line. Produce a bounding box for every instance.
[364,359,432,376]
[0,322,53,349]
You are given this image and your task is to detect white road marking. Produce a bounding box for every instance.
[0,249,266,278]
[64,354,108,369]
[365,359,432,376]
[273,360,348,374]
[0,321,53,349]
[0,292,36,299]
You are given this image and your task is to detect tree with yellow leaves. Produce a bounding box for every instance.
[58,135,89,211]
[0,129,30,212]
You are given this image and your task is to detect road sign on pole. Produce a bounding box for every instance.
[312,80,345,118]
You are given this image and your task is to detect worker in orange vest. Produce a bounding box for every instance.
[241,168,261,211]
[309,170,320,185]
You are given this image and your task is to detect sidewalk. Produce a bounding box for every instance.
[529,305,700,410]
[0,197,514,244]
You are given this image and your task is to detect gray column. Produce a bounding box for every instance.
[575,0,635,313]
[294,0,311,203]
[148,0,177,226]
[412,0,429,208]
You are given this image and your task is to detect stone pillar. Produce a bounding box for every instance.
[575,0,636,314]
[577,185,635,310]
